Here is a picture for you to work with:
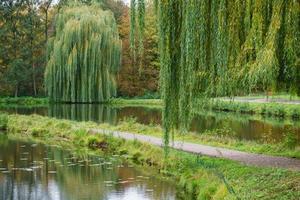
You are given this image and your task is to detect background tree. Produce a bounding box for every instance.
[0,0,53,97]
[118,3,159,97]
[45,4,122,103]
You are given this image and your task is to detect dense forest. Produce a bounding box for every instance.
[0,0,159,97]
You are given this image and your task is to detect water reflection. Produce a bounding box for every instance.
[0,134,176,200]
[49,104,118,124]
[1,104,300,142]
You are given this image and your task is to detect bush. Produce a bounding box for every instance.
[0,113,8,130]
[283,131,297,150]
[87,135,108,150]
[31,128,49,137]
[72,129,88,146]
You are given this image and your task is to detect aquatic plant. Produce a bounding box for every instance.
[45,4,122,103]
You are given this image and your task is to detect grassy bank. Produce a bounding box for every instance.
[98,118,300,159]
[5,114,300,199]
[197,99,300,119]
[2,96,300,120]
[0,97,48,107]
[109,98,162,108]
[109,98,300,119]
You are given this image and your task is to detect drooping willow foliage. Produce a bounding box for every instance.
[45,4,121,103]
[130,0,145,70]
[131,0,300,146]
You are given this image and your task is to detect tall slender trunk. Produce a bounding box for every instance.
[14,84,18,97]
[33,63,37,96]
[29,3,37,96]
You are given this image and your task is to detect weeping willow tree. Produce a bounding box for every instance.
[130,0,145,71]
[45,4,122,103]
[131,0,300,147]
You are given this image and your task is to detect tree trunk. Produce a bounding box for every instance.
[33,63,37,96]
[14,84,18,97]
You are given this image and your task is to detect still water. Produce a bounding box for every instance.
[0,134,177,200]
[1,104,300,143]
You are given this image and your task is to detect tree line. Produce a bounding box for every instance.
[0,0,53,97]
[0,0,160,97]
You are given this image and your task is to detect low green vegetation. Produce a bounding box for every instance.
[6,114,300,200]
[233,93,300,101]
[0,112,8,130]
[198,100,300,119]
[97,118,300,159]
[2,97,300,120]
[110,98,300,119]
[0,97,48,107]
[109,98,162,108]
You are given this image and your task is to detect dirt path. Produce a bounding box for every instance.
[90,128,300,171]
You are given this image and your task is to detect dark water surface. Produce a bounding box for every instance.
[1,104,300,143]
[0,134,176,200]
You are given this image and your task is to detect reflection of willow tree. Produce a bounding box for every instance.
[130,0,300,147]
[45,4,121,103]
[48,104,117,124]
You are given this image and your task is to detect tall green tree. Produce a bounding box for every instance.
[131,0,300,147]
[45,4,122,103]
[0,0,49,96]
[0,0,44,96]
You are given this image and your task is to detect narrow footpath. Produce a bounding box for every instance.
[90,128,300,171]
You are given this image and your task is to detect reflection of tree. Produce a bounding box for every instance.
[48,104,118,124]
[191,110,300,142]
[0,139,177,200]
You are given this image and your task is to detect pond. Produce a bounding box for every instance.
[1,104,300,143]
[0,134,177,200]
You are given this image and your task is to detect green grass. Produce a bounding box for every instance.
[0,97,49,107]
[198,99,300,119]
[109,97,300,119]
[96,117,300,159]
[2,96,299,120]
[195,109,300,129]
[234,93,300,101]
[6,114,300,200]
[108,98,162,108]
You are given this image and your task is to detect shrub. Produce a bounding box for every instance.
[0,113,8,130]
[87,135,108,150]
[283,131,297,150]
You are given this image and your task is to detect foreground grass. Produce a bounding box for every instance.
[5,114,300,199]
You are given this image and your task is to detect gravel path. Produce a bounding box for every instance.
[90,129,300,171]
